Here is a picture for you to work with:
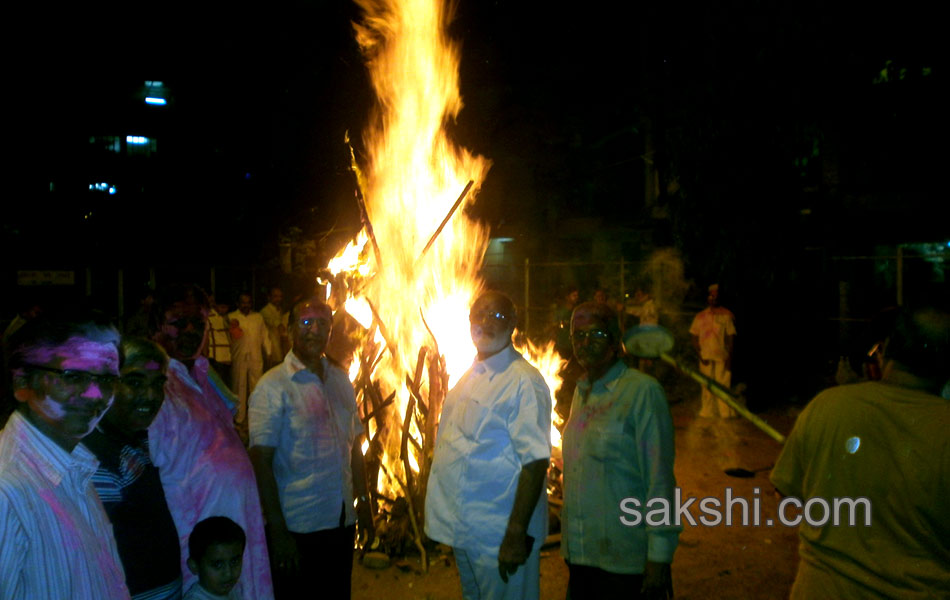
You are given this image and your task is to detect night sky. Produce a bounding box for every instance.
[10,1,943,274]
[4,0,944,405]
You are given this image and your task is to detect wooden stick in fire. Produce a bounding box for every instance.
[417,180,475,262]
[346,133,384,271]
[366,298,398,359]
[400,394,428,571]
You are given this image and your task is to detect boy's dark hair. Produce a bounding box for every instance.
[188,516,246,562]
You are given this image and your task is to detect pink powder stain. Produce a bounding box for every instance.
[33,392,112,437]
[39,488,81,541]
[33,395,69,420]
[143,360,162,371]
[23,336,119,373]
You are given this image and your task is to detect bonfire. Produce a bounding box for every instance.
[320,0,565,568]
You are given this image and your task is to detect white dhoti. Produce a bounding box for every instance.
[698,359,736,418]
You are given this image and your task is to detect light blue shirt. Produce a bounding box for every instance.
[560,360,680,573]
[425,345,552,557]
[249,352,361,533]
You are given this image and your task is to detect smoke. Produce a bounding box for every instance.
[638,248,692,331]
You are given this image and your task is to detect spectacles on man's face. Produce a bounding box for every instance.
[297,316,331,331]
[469,310,509,327]
[571,329,611,343]
[27,365,119,394]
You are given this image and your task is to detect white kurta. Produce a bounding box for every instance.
[259,303,287,368]
[689,307,737,418]
[148,358,273,600]
[228,310,271,427]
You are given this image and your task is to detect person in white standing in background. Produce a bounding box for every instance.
[259,287,288,371]
[689,283,737,418]
[228,293,271,440]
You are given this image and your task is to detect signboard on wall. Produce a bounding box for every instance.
[17,271,76,286]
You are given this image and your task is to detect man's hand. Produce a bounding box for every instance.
[268,524,301,575]
[640,561,673,600]
[497,528,529,583]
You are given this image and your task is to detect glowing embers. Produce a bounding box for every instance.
[845,436,861,454]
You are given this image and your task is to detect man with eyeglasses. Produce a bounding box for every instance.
[1,308,131,599]
[249,297,367,599]
[426,291,551,600]
[560,302,679,600]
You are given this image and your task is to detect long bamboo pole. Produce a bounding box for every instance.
[659,353,786,443]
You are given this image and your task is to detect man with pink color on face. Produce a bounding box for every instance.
[249,298,366,599]
[0,308,131,599]
[148,284,274,600]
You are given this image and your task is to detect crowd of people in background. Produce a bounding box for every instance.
[0,280,947,600]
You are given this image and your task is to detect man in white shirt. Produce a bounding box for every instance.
[689,284,737,418]
[229,293,271,439]
[249,298,366,599]
[259,287,288,370]
[560,301,678,599]
[0,309,130,600]
[205,295,232,382]
[426,291,551,600]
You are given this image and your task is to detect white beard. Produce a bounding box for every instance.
[472,325,512,356]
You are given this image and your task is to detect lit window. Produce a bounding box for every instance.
[144,81,167,106]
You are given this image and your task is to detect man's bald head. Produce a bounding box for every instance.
[886,305,950,383]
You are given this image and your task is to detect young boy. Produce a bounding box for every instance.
[184,517,246,600]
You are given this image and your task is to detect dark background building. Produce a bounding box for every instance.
[6,0,945,406]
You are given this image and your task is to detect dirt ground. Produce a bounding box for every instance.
[352,377,802,600]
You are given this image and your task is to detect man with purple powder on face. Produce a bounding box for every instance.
[0,308,131,599]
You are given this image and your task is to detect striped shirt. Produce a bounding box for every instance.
[0,411,130,600]
[85,422,182,599]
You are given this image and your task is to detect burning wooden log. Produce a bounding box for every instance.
[417,180,475,262]
[351,314,450,572]
[347,133,384,272]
